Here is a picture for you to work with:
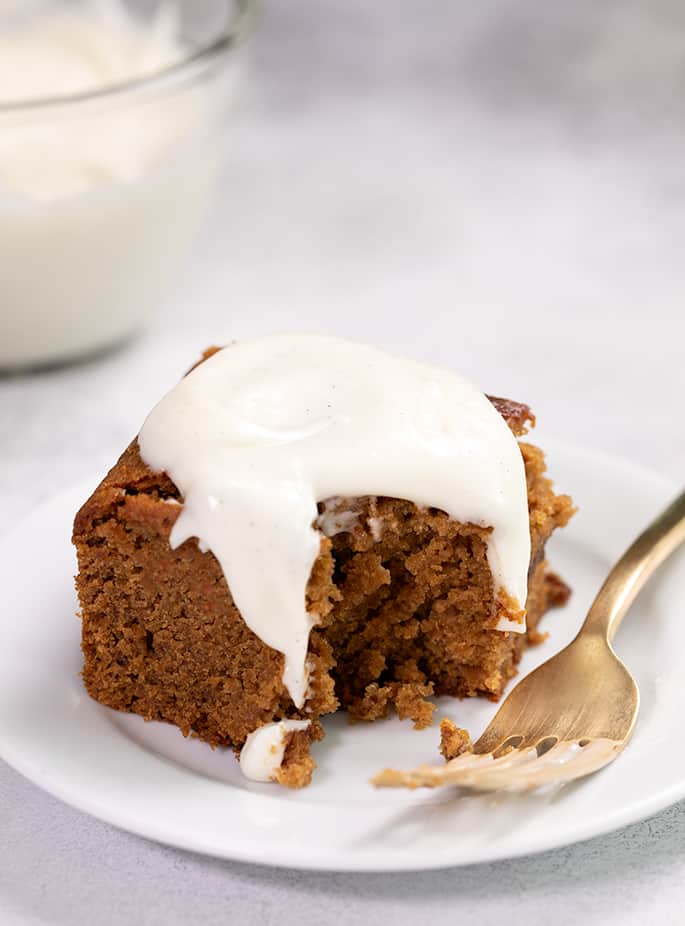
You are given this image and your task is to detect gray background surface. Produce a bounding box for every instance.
[1,2,684,923]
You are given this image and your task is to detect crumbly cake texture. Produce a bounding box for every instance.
[73,368,574,788]
[439,718,473,760]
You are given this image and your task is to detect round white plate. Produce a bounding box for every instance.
[0,441,683,871]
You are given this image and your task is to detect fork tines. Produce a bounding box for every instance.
[372,738,624,793]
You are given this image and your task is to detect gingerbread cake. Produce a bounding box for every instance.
[73,336,574,787]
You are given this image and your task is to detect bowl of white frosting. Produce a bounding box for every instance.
[0,0,256,370]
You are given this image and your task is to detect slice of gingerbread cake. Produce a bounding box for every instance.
[73,335,574,787]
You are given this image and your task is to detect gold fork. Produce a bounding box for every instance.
[373,488,685,793]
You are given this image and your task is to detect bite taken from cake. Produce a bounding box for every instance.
[72,335,574,787]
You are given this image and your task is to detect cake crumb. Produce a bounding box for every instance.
[526,627,549,646]
[439,718,472,760]
[394,683,436,729]
[275,721,324,789]
[545,570,572,607]
[347,681,436,729]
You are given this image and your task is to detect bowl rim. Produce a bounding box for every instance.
[0,0,258,117]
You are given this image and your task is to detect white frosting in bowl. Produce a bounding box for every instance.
[0,1,186,199]
[138,335,531,709]
[0,1,221,368]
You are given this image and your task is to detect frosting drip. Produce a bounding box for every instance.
[239,720,311,783]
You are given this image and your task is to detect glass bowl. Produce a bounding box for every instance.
[0,0,257,370]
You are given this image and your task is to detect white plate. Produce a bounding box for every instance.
[0,441,683,871]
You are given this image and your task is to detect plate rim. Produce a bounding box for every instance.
[0,438,683,872]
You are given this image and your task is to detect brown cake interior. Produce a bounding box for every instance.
[73,394,574,788]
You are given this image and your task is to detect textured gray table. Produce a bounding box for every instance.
[2,2,684,923]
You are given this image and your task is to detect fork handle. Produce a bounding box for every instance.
[581,488,685,642]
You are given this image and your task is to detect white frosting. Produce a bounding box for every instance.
[368,516,384,542]
[315,497,361,537]
[138,335,531,708]
[0,1,185,200]
[0,0,216,369]
[239,720,311,783]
